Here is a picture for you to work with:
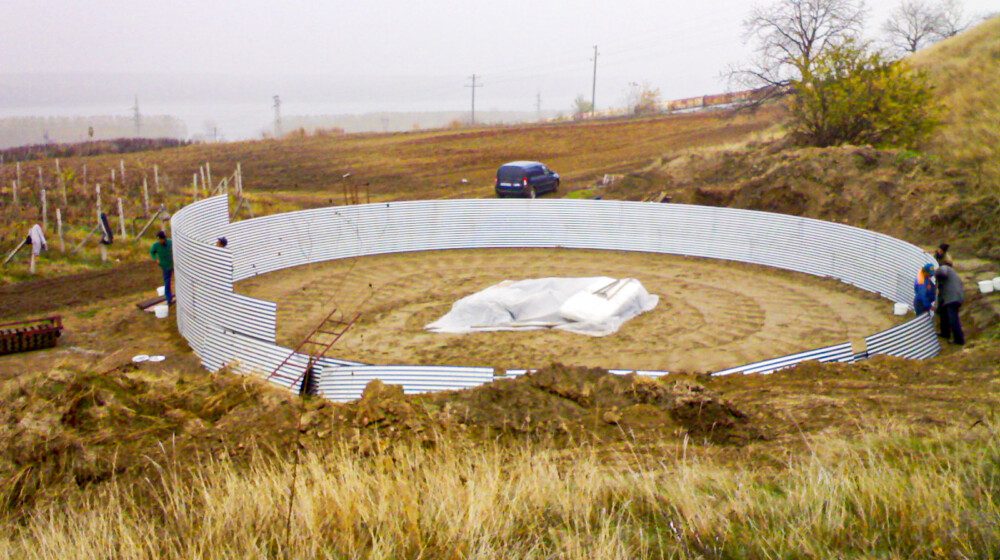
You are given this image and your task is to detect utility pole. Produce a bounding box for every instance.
[590,45,599,117]
[272,95,282,138]
[535,91,542,121]
[465,74,482,125]
[132,95,141,136]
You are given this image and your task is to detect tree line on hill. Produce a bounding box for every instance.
[0,115,187,151]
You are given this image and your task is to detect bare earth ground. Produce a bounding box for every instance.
[236,248,900,372]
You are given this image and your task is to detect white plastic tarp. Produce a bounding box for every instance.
[425,277,658,337]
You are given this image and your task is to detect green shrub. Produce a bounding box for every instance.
[790,42,941,148]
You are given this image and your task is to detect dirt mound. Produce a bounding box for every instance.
[334,364,756,444]
[0,359,753,517]
[0,361,300,516]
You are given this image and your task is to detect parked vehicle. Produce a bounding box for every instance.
[495,161,560,198]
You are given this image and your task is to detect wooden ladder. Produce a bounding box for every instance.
[268,306,361,394]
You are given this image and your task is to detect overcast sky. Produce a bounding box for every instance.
[1,0,996,136]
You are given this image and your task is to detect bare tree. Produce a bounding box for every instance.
[883,0,969,54]
[883,1,942,53]
[934,0,968,38]
[736,0,867,89]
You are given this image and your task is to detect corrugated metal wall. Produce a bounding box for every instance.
[172,196,940,402]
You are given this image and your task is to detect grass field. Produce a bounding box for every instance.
[0,106,780,283]
[2,422,996,559]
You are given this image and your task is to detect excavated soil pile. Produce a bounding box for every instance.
[0,360,752,517]
[0,362,301,516]
[337,364,757,444]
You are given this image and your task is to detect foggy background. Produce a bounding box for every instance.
[1,0,996,144]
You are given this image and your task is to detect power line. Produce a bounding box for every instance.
[464,74,483,125]
[132,95,141,136]
[591,45,599,116]
[273,95,282,137]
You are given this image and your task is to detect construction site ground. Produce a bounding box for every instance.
[236,247,900,373]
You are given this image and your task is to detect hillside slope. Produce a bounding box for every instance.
[912,15,1000,190]
[603,17,1000,260]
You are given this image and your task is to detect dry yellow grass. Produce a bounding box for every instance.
[912,16,1000,190]
[0,421,995,559]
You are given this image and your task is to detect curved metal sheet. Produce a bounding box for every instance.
[172,196,940,401]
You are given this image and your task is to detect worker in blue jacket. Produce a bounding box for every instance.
[913,263,936,315]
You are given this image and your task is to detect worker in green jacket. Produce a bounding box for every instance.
[150,231,174,305]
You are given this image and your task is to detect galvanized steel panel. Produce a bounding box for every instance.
[172,196,940,402]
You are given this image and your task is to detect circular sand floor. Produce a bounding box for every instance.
[236,248,900,372]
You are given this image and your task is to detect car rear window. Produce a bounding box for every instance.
[497,166,528,181]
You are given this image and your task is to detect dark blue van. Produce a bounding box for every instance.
[495,161,560,198]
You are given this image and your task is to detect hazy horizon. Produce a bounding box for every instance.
[2,0,996,141]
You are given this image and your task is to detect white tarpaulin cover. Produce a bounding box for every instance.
[425,277,659,337]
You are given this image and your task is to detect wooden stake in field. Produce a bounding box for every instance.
[153,164,161,193]
[56,158,67,205]
[120,159,126,185]
[96,183,102,216]
[135,206,164,240]
[206,162,212,190]
[15,162,21,196]
[37,166,43,190]
[111,169,116,193]
[193,173,199,201]
[142,177,150,216]
[117,197,127,239]
[11,180,17,208]
[82,164,88,187]
[40,189,47,231]
[160,206,170,234]
[56,208,65,252]
[236,162,243,197]
[199,166,207,197]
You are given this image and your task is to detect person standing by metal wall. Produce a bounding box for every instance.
[150,230,174,305]
[913,263,937,315]
[934,263,965,345]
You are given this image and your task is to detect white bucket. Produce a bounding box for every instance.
[979,280,995,294]
[157,286,165,297]
[893,302,909,316]
[993,277,1000,291]
[154,304,169,319]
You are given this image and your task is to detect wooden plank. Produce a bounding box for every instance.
[136,295,167,310]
